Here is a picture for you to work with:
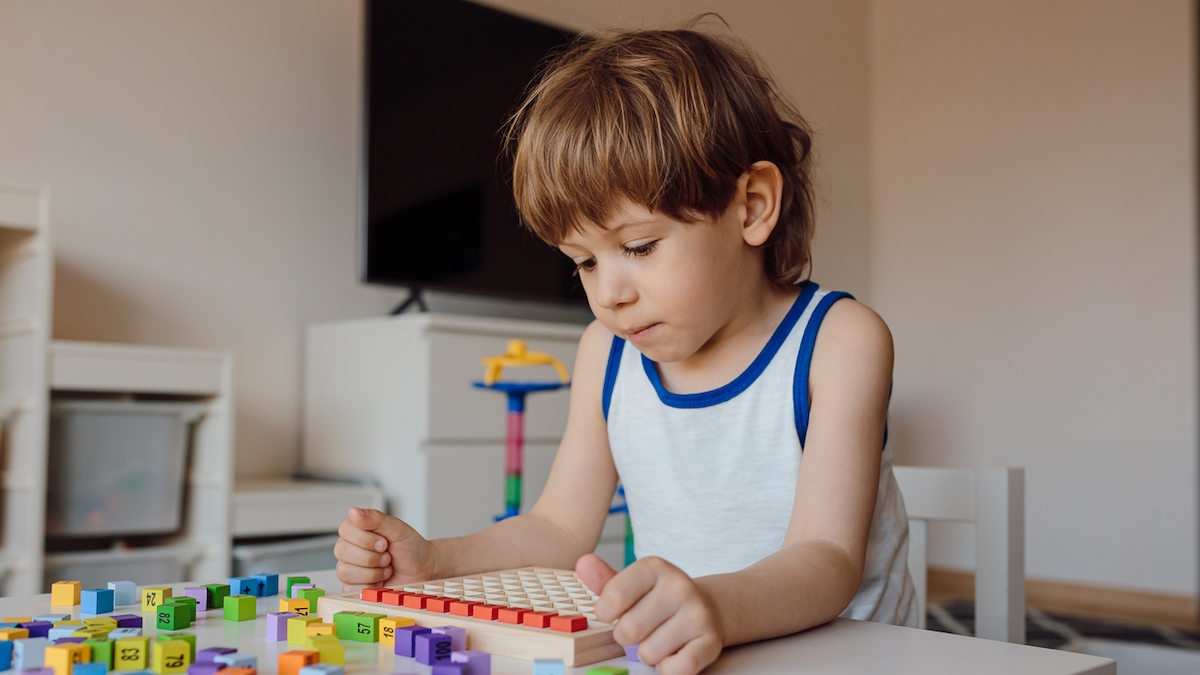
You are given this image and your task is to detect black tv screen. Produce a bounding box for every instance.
[361,0,586,305]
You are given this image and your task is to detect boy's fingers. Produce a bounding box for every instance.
[333,538,391,569]
[575,553,618,595]
[653,633,721,675]
[593,560,656,623]
[338,517,388,553]
[335,560,393,586]
[348,507,422,546]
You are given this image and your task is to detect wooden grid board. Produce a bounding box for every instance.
[317,567,622,666]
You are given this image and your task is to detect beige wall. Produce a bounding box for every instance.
[0,1,871,478]
[871,1,1197,595]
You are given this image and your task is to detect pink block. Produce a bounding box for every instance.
[184,587,209,612]
[266,612,299,641]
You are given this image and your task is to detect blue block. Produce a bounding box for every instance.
[108,581,137,607]
[15,637,48,669]
[251,573,279,597]
[228,577,257,596]
[414,633,452,666]
[213,653,256,669]
[393,626,431,658]
[0,640,11,670]
[532,659,565,675]
[73,664,107,675]
[81,588,115,615]
[299,665,344,675]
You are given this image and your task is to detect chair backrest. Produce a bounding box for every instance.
[892,466,1025,643]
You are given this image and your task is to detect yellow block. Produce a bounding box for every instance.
[279,598,310,616]
[2,616,31,623]
[54,620,82,627]
[378,616,415,646]
[306,638,344,666]
[83,617,118,628]
[287,615,320,645]
[0,628,28,640]
[45,642,91,675]
[151,640,190,675]
[141,587,172,612]
[114,636,151,671]
[73,627,110,640]
[51,581,82,607]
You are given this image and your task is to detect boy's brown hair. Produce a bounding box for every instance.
[505,25,815,285]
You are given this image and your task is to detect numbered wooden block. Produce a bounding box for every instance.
[297,587,325,612]
[82,617,117,629]
[266,612,299,641]
[376,615,414,646]
[51,582,82,607]
[71,627,110,641]
[280,598,310,616]
[80,589,114,616]
[251,573,279,597]
[71,663,106,675]
[284,577,311,599]
[333,611,383,643]
[0,627,30,640]
[431,664,464,675]
[432,626,466,651]
[182,587,208,612]
[36,615,70,624]
[114,636,150,671]
[277,649,318,675]
[47,627,78,641]
[393,626,431,658]
[45,642,90,675]
[228,577,257,597]
[287,616,320,645]
[202,584,230,611]
[304,636,343,666]
[107,581,137,607]
[415,632,452,666]
[84,638,114,669]
[290,583,315,599]
[165,597,197,624]
[141,587,172,612]
[213,652,256,670]
[151,639,190,674]
[450,649,491,675]
[111,615,141,629]
[298,664,344,675]
[222,595,256,622]
[195,647,236,663]
[155,605,189,631]
[156,633,195,661]
[108,629,141,639]
[14,619,46,638]
[186,663,222,675]
[15,636,49,669]
[305,623,334,637]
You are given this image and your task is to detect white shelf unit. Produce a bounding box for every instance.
[47,340,235,587]
[0,183,54,596]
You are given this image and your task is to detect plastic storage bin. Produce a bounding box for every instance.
[43,544,200,590]
[231,535,340,576]
[47,400,205,537]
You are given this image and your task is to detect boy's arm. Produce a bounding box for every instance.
[336,320,619,586]
[581,299,892,675]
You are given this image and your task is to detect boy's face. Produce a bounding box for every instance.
[558,199,762,364]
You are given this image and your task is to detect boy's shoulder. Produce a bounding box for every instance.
[810,297,893,386]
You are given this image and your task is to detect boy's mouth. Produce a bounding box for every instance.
[624,323,658,344]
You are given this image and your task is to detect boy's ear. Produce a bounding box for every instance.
[740,161,783,247]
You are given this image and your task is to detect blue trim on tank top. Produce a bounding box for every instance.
[602,335,625,420]
[793,290,854,448]
[636,281,820,409]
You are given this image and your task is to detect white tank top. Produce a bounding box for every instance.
[604,283,918,625]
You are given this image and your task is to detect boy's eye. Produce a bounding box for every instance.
[572,258,596,275]
[623,241,658,257]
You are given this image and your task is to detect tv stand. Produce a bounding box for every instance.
[389,287,428,315]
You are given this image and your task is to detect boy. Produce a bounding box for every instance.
[336,26,915,675]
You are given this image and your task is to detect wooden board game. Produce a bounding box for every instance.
[317,567,622,666]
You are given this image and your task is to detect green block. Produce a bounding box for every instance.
[85,638,115,669]
[285,576,310,599]
[157,632,196,660]
[155,603,190,631]
[333,611,378,642]
[165,597,196,624]
[505,474,522,505]
[223,594,256,622]
[203,584,230,610]
[297,587,325,613]
[586,667,628,675]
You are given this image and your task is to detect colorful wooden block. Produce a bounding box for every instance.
[393,626,431,658]
[111,615,141,629]
[280,598,310,616]
[20,668,55,675]
[22,621,53,638]
[108,628,141,639]
[37,615,71,624]
[584,666,627,675]
[425,596,454,613]
[165,598,197,624]
[2,616,31,623]
[376,615,414,646]
[497,607,528,624]
[623,644,640,662]
[114,636,150,671]
[287,616,320,645]
[48,627,78,641]
[0,627,30,640]
[71,628,109,641]
[298,665,343,675]
[448,600,481,617]
[450,649,490,675]
[277,649,318,675]
[212,652,256,669]
[72,663,107,675]
[297,587,325,612]
[81,589,115,615]
[45,642,91,675]
[401,594,428,610]
[155,605,189,631]
[432,625,466,651]
[532,659,565,675]
[182,588,208,612]
[550,615,588,633]
[380,590,405,606]
[84,637,114,669]
[360,587,388,603]
[186,663,222,675]
[414,633,452,665]
[151,639,190,674]
[51,582,82,607]
[284,577,311,599]
[471,604,502,621]
[156,633,195,661]
[266,612,299,641]
[431,665,464,675]
[54,638,86,645]
[15,636,49,668]
[304,636,343,666]
[108,581,138,607]
[251,573,279,597]
[290,583,315,599]
[222,595,256,622]
[228,577,257,597]
[305,623,334,637]
[82,617,117,629]
[218,669,255,675]
[195,647,236,663]
[140,588,172,612]
[202,584,229,611]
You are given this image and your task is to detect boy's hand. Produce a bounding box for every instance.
[335,507,438,588]
[576,554,724,675]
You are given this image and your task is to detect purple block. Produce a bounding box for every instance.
[450,649,491,675]
[290,583,315,598]
[196,647,238,663]
[624,643,641,663]
[20,669,54,675]
[414,633,452,666]
[393,626,431,658]
[183,587,209,612]
[112,614,142,628]
[53,638,84,645]
[265,612,299,641]
[187,664,223,675]
[19,621,51,638]
[432,626,466,651]
[431,665,464,675]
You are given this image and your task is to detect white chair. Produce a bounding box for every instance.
[893,466,1025,643]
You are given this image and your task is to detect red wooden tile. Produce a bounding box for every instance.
[402,594,429,610]
[381,590,406,606]
[361,587,390,603]
[471,604,503,621]
[550,615,588,633]
[425,596,454,613]
[448,601,481,617]
[522,611,557,629]
[497,607,529,624]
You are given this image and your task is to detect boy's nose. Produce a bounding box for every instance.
[593,267,637,310]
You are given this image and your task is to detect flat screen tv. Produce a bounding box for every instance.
[361,0,586,307]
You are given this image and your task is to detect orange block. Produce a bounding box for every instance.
[448,601,480,617]
[380,590,405,606]
[498,607,528,624]
[277,650,319,675]
[471,604,502,621]
[522,611,557,629]
[401,594,428,610]
[425,597,453,613]
[219,670,255,675]
[361,587,389,603]
[550,614,588,633]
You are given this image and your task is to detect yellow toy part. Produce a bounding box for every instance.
[481,339,570,386]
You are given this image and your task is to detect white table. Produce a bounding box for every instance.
[2,570,1114,675]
